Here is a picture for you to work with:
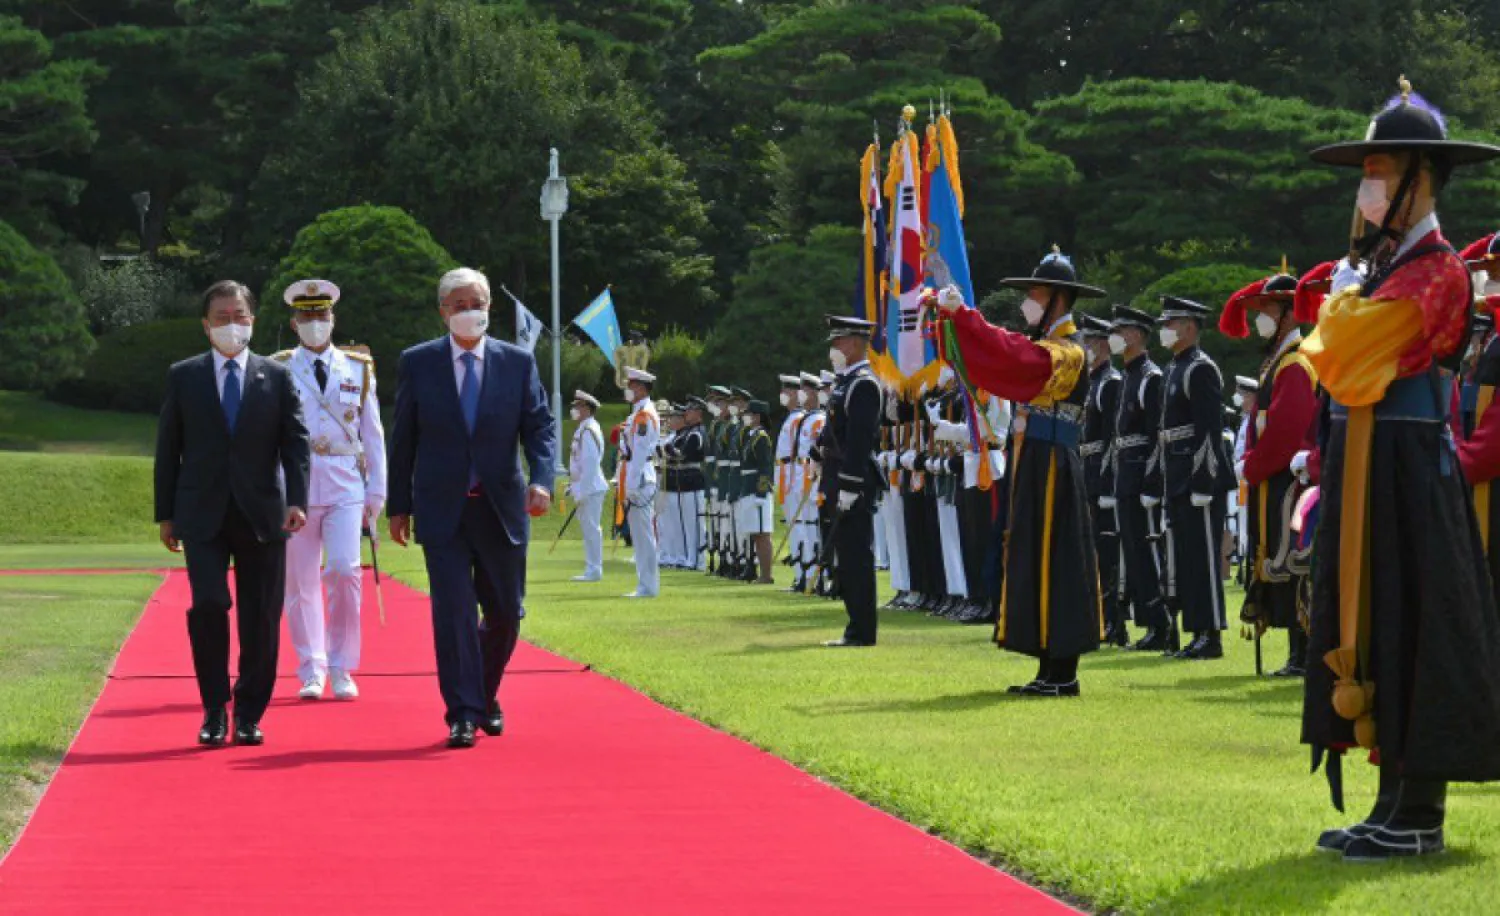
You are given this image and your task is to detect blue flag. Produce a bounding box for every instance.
[925,142,974,311]
[573,289,623,367]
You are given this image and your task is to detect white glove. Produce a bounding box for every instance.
[1190,492,1214,508]
[1098,496,1117,510]
[925,401,941,425]
[900,450,918,471]
[1330,257,1365,294]
[709,487,719,501]
[365,496,385,524]
[1234,459,1246,482]
[1290,450,1310,476]
[937,284,965,313]
[1141,494,1161,509]
[925,457,941,473]
[837,490,859,512]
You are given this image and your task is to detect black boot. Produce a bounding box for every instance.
[1162,622,1184,657]
[1272,628,1308,677]
[1317,764,1399,853]
[1343,777,1447,861]
[1182,630,1223,660]
[1131,627,1166,652]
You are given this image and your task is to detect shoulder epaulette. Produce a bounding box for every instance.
[271,349,294,363]
[345,350,373,364]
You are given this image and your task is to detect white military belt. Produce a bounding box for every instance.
[1079,441,1105,457]
[1161,424,1194,443]
[1114,434,1151,449]
[311,435,363,457]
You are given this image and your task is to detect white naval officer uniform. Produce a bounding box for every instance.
[569,401,609,581]
[621,383,661,597]
[277,343,386,693]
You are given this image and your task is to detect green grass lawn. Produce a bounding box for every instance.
[0,392,156,456]
[0,573,159,852]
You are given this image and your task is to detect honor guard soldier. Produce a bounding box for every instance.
[1109,305,1172,650]
[1300,80,1500,861]
[1146,296,1236,660]
[936,249,1104,696]
[656,401,685,568]
[567,391,607,582]
[1220,269,1320,676]
[620,368,661,598]
[776,375,806,551]
[274,279,385,701]
[791,373,828,592]
[1078,313,1126,645]
[819,317,883,645]
[665,397,709,570]
[703,385,731,575]
[740,400,776,583]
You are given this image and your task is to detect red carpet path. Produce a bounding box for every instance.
[0,570,1072,914]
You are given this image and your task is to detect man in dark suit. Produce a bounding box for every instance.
[387,267,557,749]
[155,280,311,747]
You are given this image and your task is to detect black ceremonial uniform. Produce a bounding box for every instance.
[818,356,883,644]
[1110,315,1171,646]
[665,420,706,568]
[1083,355,1125,643]
[1151,331,1236,651]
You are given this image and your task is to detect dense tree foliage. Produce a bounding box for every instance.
[0,219,93,390]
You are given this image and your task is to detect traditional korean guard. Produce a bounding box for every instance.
[936,249,1103,695]
[1220,270,1320,675]
[819,317,883,645]
[1147,296,1237,660]
[1078,313,1126,646]
[274,279,385,701]
[620,368,661,598]
[567,391,608,582]
[1109,306,1172,650]
[1301,80,1500,860]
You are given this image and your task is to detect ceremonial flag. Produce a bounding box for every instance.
[924,113,974,314]
[573,289,622,367]
[884,125,926,378]
[501,285,545,354]
[854,143,890,361]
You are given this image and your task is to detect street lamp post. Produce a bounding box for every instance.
[131,192,151,255]
[539,148,569,476]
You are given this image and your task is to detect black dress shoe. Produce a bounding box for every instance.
[822,637,875,648]
[1006,680,1042,695]
[198,708,229,747]
[479,703,505,737]
[234,721,264,746]
[1131,628,1165,652]
[1342,826,1445,861]
[1020,681,1081,698]
[447,721,477,748]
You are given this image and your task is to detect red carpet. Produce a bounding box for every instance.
[0,571,1071,914]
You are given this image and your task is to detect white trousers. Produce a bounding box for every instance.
[873,494,889,569]
[665,491,706,569]
[883,485,910,591]
[629,494,659,597]
[285,503,364,682]
[658,490,684,567]
[937,498,968,597]
[577,490,605,578]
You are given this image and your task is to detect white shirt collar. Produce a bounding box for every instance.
[212,348,249,376]
[296,345,336,366]
[1396,212,1441,260]
[450,335,488,363]
[840,358,870,376]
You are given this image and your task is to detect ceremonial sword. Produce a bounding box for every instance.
[549,503,580,554]
[365,521,387,627]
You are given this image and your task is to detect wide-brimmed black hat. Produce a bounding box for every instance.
[1158,296,1211,323]
[1111,304,1155,332]
[999,247,1106,299]
[1311,78,1500,168]
[1076,313,1112,338]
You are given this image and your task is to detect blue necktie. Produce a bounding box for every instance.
[223,359,241,433]
[459,351,480,489]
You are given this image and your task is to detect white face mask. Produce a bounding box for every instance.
[1232,393,1244,408]
[829,346,848,372]
[1020,297,1047,327]
[779,391,791,407]
[728,404,741,417]
[569,407,581,421]
[1356,177,1390,226]
[447,308,489,339]
[1254,312,1279,340]
[209,322,253,355]
[1159,328,1179,349]
[818,391,830,406]
[296,319,332,349]
[1108,333,1126,355]
[740,414,752,427]
[708,403,722,418]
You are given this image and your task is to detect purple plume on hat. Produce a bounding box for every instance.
[1384,91,1446,134]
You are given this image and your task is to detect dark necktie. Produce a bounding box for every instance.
[459,351,480,489]
[314,358,328,393]
[223,359,241,432]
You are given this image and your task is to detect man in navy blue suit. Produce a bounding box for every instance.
[387,267,557,748]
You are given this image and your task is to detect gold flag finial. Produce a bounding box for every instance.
[901,104,916,123]
[1399,74,1412,102]
[1051,243,1061,255]
[1280,254,1290,275]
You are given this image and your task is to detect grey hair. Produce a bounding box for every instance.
[438,267,491,305]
